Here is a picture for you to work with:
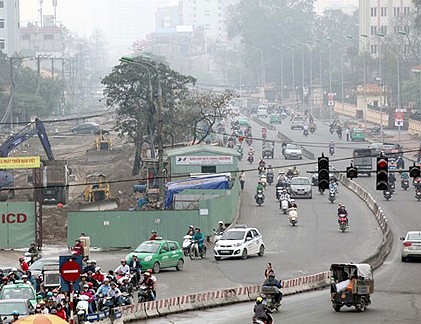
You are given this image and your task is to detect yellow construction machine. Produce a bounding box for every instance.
[83,173,110,202]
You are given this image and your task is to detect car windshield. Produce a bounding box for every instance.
[1,287,35,300]
[286,144,300,150]
[291,178,310,185]
[407,233,421,241]
[30,259,56,271]
[0,302,28,315]
[221,230,245,240]
[134,242,161,253]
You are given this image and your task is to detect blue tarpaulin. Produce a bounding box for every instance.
[165,176,230,209]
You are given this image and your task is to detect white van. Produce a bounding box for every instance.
[257,105,268,118]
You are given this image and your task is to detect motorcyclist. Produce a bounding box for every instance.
[329,179,338,193]
[71,239,84,256]
[396,156,405,169]
[139,271,156,300]
[119,276,134,294]
[337,125,342,139]
[262,272,282,305]
[277,170,286,182]
[27,242,39,265]
[303,124,309,136]
[248,147,255,156]
[114,259,130,275]
[337,203,349,226]
[414,178,421,191]
[253,296,273,324]
[329,140,335,153]
[192,227,205,255]
[288,199,297,209]
[186,225,195,236]
[388,172,396,188]
[256,181,265,192]
[107,281,123,306]
[286,168,294,178]
[258,158,266,172]
[401,171,409,188]
[266,165,274,176]
[292,166,299,177]
[279,189,290,201]
[215,221,225,234]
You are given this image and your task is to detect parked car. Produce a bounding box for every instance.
[290,116,305,129]
[0,284,37,307]
[71,122,110,135]
[401,231,421,262]
[125,239,184,273]
[213,225,265,260]
[0,299,34,323]
[283,143,302,160]
[270,114,282,124]
[289,177,312,199]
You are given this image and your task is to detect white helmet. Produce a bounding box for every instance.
[290,199,295,203]
[218,221,223,225]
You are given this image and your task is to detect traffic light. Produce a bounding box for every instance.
[409,164,421,178]
[318,155,330,191]
[376,157,388,190]
[346,164,358,179]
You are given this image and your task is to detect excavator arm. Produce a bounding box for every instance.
[0,118,54,161]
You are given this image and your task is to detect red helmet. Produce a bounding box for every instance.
[146,269,153,274]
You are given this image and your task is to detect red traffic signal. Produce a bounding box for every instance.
[376,157,388,191]
[377,158,388,169]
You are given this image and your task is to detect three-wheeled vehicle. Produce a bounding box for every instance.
[262,141,275,159]
[330,263,373,312]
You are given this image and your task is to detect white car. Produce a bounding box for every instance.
[214,225,265,260]
[283,143,303,160]
[401,231,421,262]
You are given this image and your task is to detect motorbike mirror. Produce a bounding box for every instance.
[245,237,252,241]
[400,237,405,240]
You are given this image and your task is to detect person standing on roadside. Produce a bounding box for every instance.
[345,128,350,141]
[264,262,274,278]
[239,170,246,191]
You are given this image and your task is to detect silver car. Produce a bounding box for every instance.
[401,231,421,262]
[283,143,302,160]
[289,177,312,199]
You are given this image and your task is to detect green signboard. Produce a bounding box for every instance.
[0,202,35,249]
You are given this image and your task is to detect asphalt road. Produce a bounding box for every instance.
[172,115,421,323]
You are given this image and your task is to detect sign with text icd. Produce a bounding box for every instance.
[176,155,233,165]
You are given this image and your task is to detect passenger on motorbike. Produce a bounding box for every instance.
[337,203,349,226]
[262,272,283,304]
[186,225,195,236]
[19,257,29,272]
[216,221,225,234]
[107,281,123,306]
[279,189,290,201]
[96,278,111,297]
[253,296,273,324]
[288,199,297,209]
[192,227,205,255]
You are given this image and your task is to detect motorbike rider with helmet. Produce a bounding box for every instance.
[396,156,405,169]
[262,272,283,305]
[414,177,421,191]
[277,170,286,183]
[337,203,349,226]
[215,221,225,235]
[192,227,205,255]
[27,242,39,265]
[288,199,297,209]
[329,140,335,153]
[71,239,84,256]
[140,271,156,300]
[329,178,338,193]
[186,225,195,236]
[401,171,410,188]
[253,296,273,324]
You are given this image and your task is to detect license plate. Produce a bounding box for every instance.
[219,250,232,255]
[411,245,421,250]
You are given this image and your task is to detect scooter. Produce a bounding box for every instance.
[338,215,348,233]
[255,189,265,206]
[121,292,132,306]
[137,285,154,303]
[416,189,421,201]
[303,129,308,137]
[76,295,90,323]
[280,199,289,214]
[267,173,274,185]
[182,235,192,256]
[288,207,298,226]
[23,251,41,266]
[329,147,335,156]
[248,154,254,164]
[328,188,336,203]
[383,190,392,201]
[189,240,206,260]
[401,179,409,190]
[213,229,224,243]
[252,313,274,324]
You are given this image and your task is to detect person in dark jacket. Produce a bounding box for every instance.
[253,296,272,323]
[262,272,282,304]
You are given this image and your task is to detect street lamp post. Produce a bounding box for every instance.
[251,46,265,87]
[376,33,385,142]
[308,44,314,115]
[270,46,284,104]
[301,46,305,110]
[281,45,295,104]
[120,56,165,202]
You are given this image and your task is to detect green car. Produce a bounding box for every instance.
[270,114,282,124]
[126,239,184,274]
[238,117,250,127]
[351,128,366,142]
[0,283,37,307]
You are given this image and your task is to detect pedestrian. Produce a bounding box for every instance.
[239,170,245,191]
[345,128,350,141]
[264,262,274,279]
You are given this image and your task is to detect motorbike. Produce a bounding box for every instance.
[328,188,336,203]
[383,190,392,201]
[276,187,284,200]
[182,235,192,256]
[76,295,89,323]
[189,240,206,260]
[401,179,409,190]
[121,292,132,306]
[329,126,335,134]
[267,173,274,185]
[303,129,309,137]
[255,189,265,206]
[416,189,421,201]
[258,166,266,175]
[261,286,282,311]
[213,229,224,243]
[389,182,396,193]
[23,251,41,266]
[338,215,348,232]
[248,154,254,164]
[288,207,298,226]
[252,313,274,324]
[280,199,289,214]
[138,285,154,303]
[329,147,335,156]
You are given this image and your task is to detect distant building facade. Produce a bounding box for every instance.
[0,0,20,56]
[359,0,413,56]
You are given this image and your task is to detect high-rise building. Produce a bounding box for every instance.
[0,0,20,56]
[359,0,413,56]
[180,0,238,41]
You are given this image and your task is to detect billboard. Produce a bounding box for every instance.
[0,202,35,249]
[0,156,40,169]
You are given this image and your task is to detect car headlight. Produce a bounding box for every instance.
[233,243,242,247]
[144,256,152,262]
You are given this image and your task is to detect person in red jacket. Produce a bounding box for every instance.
[92,267,104,283]
[55,304,67,321]
[19,257,29,272]
[149,230,158,240]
